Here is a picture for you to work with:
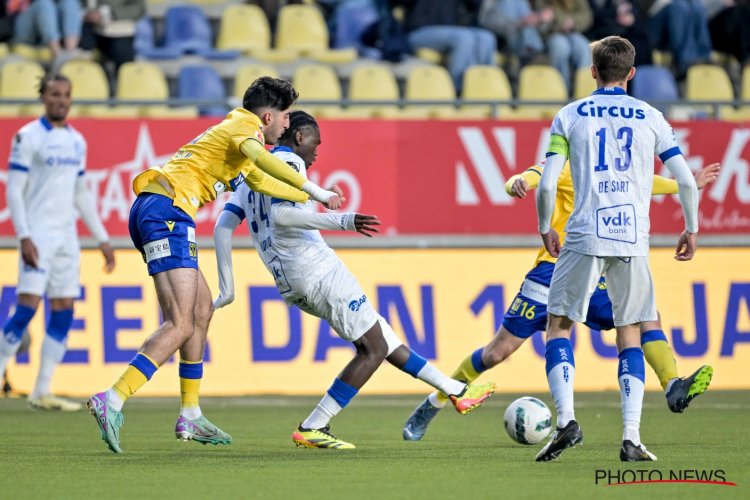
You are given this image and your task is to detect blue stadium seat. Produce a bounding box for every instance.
[333,0,381,59]
[134,17,181,59]
[142,6,237,59]
[178,65,228,116]
[631,65,679,109]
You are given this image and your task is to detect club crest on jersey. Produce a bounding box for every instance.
[348,294,368,312]
[596,204,636,244]
[165,220,175,231]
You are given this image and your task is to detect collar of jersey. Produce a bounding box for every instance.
[39,116,68,130]
[592,87,627,96]
[270,145,293,153]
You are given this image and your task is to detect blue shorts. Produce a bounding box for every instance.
[502,261,615,338]
[128,193,198,276]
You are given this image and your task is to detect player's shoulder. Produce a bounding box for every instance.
[271,147,306,175]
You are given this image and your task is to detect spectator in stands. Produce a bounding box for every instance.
[586,0,652,67]
[394,0,497,90]
[535,0,593,93]
[81,0,146,82]
[636,0,712,79]
[12,0,82,58]
[478,0,548,67]
[703,0,750,66]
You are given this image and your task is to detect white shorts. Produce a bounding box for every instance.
[284,260,378,342]
[16,234,81,298]
[548,248,657,327]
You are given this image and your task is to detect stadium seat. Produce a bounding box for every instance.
[347,64,401,118]
[333,0,381,59]
[0,60,45,116]
[216,4,297,63]
[292,64,347,118]
[630,65,678,114]
[403,65,458,119]
[573,66,596,100]
[178,65,228,117]
[117,61,197,118]
[11,43,52,63]
[515,64,567,119]
[59,59,135,117]
[459,65,512,118]
[685,64,734,119]
[275,4,357,64]
[724,65,750,121]
[145,5,237,59]
[233,64,280,101]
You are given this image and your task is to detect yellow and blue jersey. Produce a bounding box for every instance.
[133,108,272,218]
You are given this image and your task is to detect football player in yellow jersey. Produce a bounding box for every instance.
[402,161,721,441]
[87,77,343,453]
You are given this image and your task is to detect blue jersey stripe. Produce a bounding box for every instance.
[658,146,682,162]
[223,202,245,221]
[9,162,29,172]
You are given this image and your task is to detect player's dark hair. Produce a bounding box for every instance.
[242,76,299,114]
[278,110,318,145]
[38,73,71,96]
[590,36,635,85]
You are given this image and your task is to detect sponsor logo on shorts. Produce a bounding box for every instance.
[144,238,171,262]
[520,279,549,305]
[189,242,197,258]
[348,294,368,312]
[187,226,196,243]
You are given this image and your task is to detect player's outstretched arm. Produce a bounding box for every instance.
[74,176,115,272]
[505,165,544,198]
[271,204,380,237]
[663,154,699,261]
[652,163,721,195]
[213,209,242,309]
[240,139,342,208]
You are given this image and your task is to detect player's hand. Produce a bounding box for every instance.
[213,292,234,309]
[675,230,697,261]
[20,238,39,268]
[541,229,561,258]
[510,178,530,198]
[695,163,720,189]
[99,242,115,273]
[322,184,346,210]
[354,214,381,237]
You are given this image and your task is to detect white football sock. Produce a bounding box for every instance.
[548,363,576,428]
[0,334,22,380]
[428,391,447,408]
[180,406,202,420]
[302,393,342,430]
[619,374,644,445]
[105,388,124,411]
[31,336,66,400]
[415,363,465,396]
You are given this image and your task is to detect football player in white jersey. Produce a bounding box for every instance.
[213,111,496,449]
[0,74,115,411]
[535,36,700,462]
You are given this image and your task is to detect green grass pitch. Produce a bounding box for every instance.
[1,391,748,499]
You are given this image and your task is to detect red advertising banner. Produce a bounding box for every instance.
[0,118,748,238]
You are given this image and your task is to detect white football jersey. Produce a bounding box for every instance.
[8,116,87,235]
[225,147,338,293]
[551,87,679,256]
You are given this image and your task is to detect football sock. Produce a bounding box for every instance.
[109,352,159,411]
[399,349,466,396]
[641,329,678,390]
[618,347,645,445]
[436,347,486,404]
[302,378,358,430]
[545,338,576,428]
[0,304,36,378]
[31,336,66,400]
[179,359,203,420]
[31,309,74,400]
[428,391,446,408]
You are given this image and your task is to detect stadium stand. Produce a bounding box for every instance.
[459,65,513,119]
[514,64,567,119]
[178,64,227,116]
[275,4,357,64]
[233,64,281,102]
[630,65,679,115]
[117,61,197,118]
[347,64,402,118]
[573,66,597,101]
[216,4,297,63]
[292,63,348,118]
[402,65,458,119]
[332,0,381,59]
[685,64,735,119]
[0,59,45,116]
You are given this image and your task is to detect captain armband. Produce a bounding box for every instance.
[546,134,569,159]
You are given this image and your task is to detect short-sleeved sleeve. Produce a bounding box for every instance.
[223,188,247,222]
[8,130,33,172]
[653,112,681,161]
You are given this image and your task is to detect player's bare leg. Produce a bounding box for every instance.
[175,270,231,445]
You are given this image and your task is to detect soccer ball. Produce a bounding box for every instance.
[503,397,553,445]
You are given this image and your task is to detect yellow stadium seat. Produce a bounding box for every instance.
[0,43,9,58]
[117,61,197,118]
[60,59,133,117]
[403,65,458,119]
[275,5,356,64]
[685,64,735,119]
[515,64,567,119]
[347,64,400,118]
[233,64,280,99]
[11,43,52,63]
[459,65,512,119]
[0,60,45,116]
[292,64,345,118]
[415,47,443,64]
[573,66,596,100]
[216,4,297,63]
